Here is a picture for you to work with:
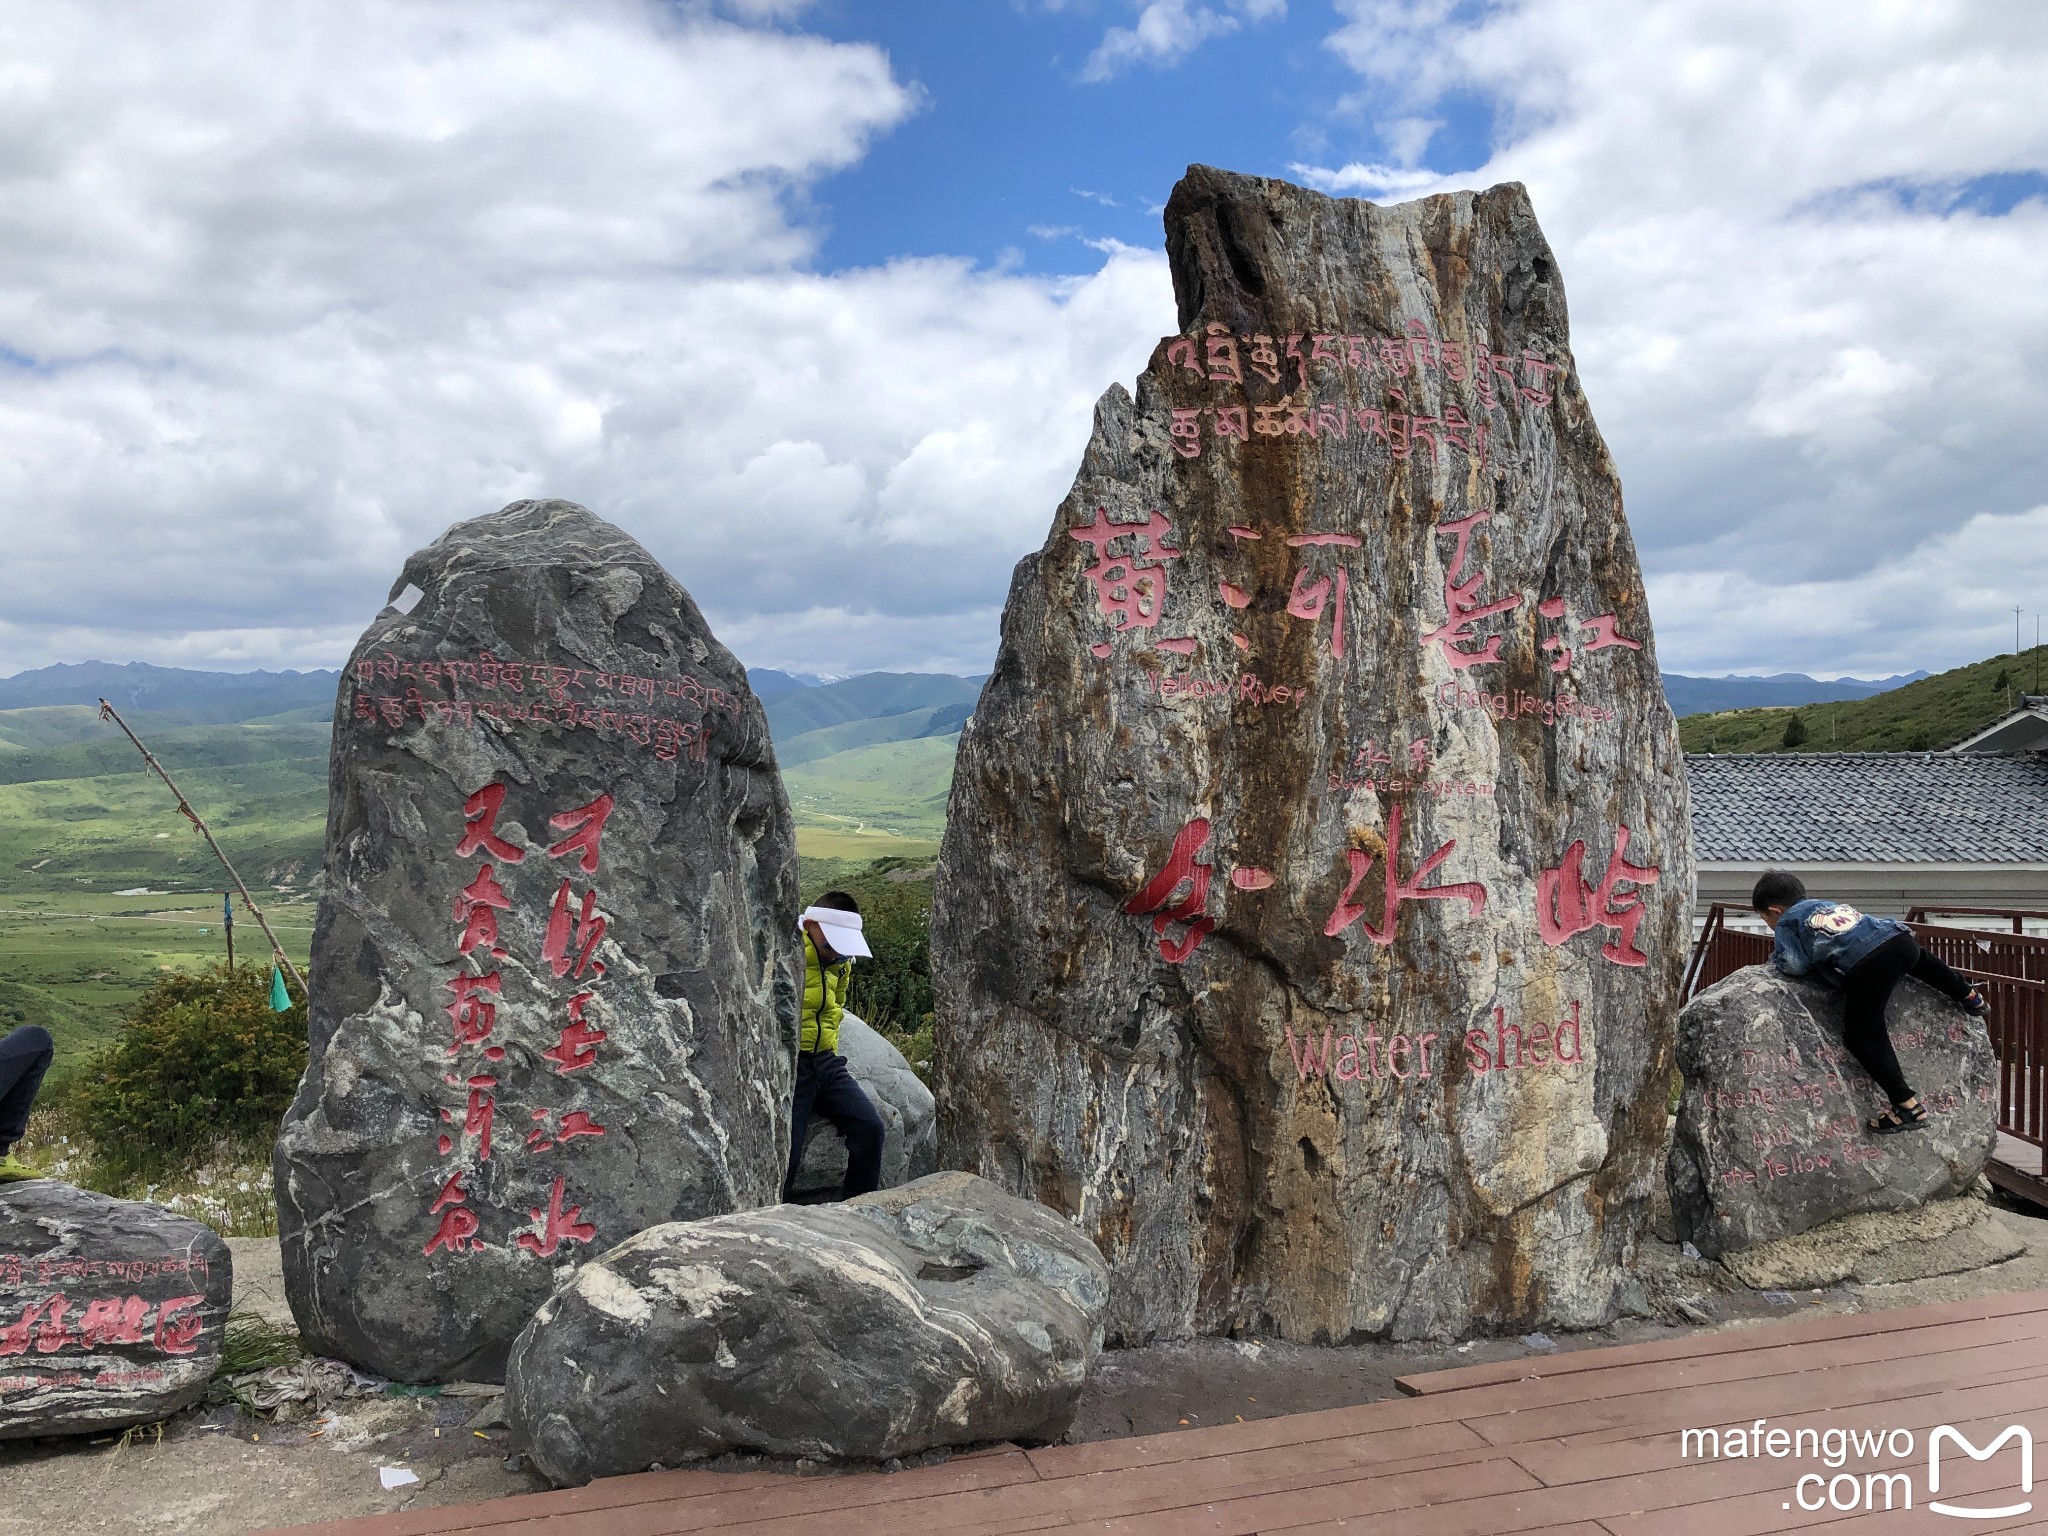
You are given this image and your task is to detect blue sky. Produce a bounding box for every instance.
[0,0,2043,683]
[802,1,1489,277]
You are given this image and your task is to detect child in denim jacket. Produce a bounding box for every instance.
[1752,871,1989,1135]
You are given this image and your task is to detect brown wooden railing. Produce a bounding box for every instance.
[1906,906,2048,936]
[1687,903,2048,1152]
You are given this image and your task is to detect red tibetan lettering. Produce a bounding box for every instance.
[1536,824,1661,968]
[454,783,525,862]
[1323,804,1488,945]
[515,1175,597,1259]
[1125,818,1217,964]
[542,883,608,980]
[1068,509,1182,634]
[452,864,512,958]
[546,793,615,875]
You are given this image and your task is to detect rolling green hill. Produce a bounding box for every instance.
[1678,645,2047,754]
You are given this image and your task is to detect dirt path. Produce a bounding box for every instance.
[7,1202,2048,1535]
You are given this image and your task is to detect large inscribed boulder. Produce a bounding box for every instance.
[504,1172,1110,1484]
[934,166,1692,1344]
[1,1183,232,1438]
[1668,965,1997,1257]
[276,498,800,1382]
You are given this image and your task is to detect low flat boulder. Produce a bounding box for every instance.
[1,1182,232,1438]
[504,1171,1111,1484]
[789,1011,937,1197]
[1718,1196,2023,1291]
[1668,965,1997,1258]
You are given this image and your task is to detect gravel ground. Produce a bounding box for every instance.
[6,1200,2047,1535]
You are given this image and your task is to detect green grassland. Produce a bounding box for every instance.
[1678,644,2048,754]
[782,734,957,847]
[0,693,953,1087]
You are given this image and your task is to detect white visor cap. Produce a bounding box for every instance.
[801,905,872,959]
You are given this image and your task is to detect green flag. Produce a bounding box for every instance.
[270,966,292,1012]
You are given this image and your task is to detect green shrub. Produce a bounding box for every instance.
[68,964,307,1178]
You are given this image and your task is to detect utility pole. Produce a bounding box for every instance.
[2018,604,2026,659]
[97,699,306,995]
[223,892,235,969]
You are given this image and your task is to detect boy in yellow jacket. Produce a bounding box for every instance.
[784,892,886,1201]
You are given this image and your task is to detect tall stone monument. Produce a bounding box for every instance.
[933,167,1693,1345]
[276,499,799,1381]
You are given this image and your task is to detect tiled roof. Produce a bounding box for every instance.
[1686,751,2048,864]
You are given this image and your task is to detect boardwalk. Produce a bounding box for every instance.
[284,1288,2048,1535]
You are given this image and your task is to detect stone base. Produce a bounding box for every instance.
[1719,1198,2024,1291]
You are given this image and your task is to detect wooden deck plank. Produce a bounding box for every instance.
[269,1288,2048,1536]
[1396,1286,2048,1396]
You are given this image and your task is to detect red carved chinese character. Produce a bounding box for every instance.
[1323,804,1488,945]
[452,864,512,958]
[527,1108,608,1151]
[1537,825,1661,968]
[423,1204,483,1257]
[541,992,608,1074]
[77,1296,149,1348]
[1579,613,1641,654]
[542,883,608,980]
[153,1296,206,1356]
[32,1295,74,1354]
[430,1170,472,1213]
[547,793,615,875]
[455,783,525,862]
[1285,564,1349,660]
[1420,511,1522,670]
[515,1175,597,1258]
[1125,818,1216,964]
[444,971,501,1049]
[464,1076,498,1162]
[1068,509,1182,633]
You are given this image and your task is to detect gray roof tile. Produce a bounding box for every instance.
[1685,751,2048,864]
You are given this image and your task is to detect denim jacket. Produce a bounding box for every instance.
[1769,899,1907,983]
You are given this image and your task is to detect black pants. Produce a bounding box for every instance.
[0,1026,54,1151]
[785,1050,886,1202]
[1840,934,1975,1106]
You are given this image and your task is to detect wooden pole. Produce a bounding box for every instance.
[224,892,235,969]
[96,698,306,996]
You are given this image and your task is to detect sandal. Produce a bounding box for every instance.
[1869,1099,1929,1136]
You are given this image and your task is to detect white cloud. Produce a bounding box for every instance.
[0,0,1174,677]
[1081,0,1286,83]
[1305,0,2048,675]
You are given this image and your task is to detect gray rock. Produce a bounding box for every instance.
[275,499,801,1383]
[932,165,1692,1345]
[1718,1198,2023,1291]
[503,1171,1110,1484]
[1668,964,1997,1258]
[789,1011,936,1197]
[0,1183,232,1439]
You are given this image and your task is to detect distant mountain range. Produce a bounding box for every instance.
[1659,670,1925,716]
[0,661,339,722]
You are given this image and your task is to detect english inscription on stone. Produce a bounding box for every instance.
[275,498,800,1382]
[933,166,1692,1344]
[1668,965,1997,1256]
